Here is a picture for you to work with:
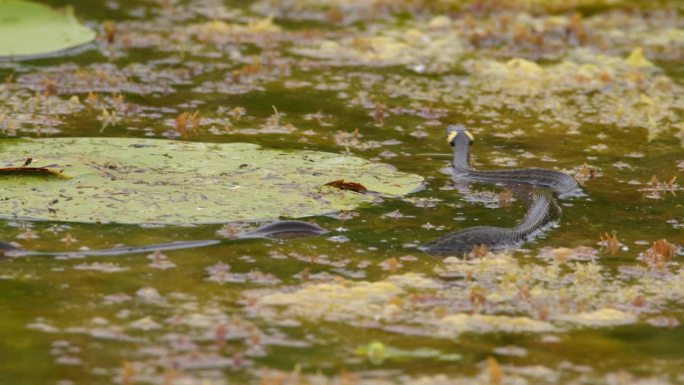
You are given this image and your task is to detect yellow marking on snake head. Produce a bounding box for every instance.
[447,130,475,143]
[465,131,475,141]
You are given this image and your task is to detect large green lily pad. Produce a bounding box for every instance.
[0,138,423,224]
[0,0,96,60]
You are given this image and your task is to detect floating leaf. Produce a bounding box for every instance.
[0,0,96,60]
[0,138,423,224]
[625,46,654,68]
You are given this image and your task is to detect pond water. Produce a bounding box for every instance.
[1,1,684,384]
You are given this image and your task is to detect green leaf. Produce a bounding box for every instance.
[0,0,96,60]
[0,138,423,224]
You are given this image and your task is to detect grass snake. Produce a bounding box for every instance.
[421,125,581,256]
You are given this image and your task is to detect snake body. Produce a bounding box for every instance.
[1,220,325,259]
[0,239,220,258]
[421,125,579,255]
[420,189,561,254]
[448,125,580,198]
[238,220,328,239]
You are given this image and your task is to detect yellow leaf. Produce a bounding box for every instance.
[626,47,653,68]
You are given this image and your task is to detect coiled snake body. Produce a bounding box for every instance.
[421,125,580,255]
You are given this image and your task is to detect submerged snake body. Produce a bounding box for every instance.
[238,220,328,239]
[421,125,579,255]
[0,221,326,258]
[420,189,561,254]
[0,239,220,258]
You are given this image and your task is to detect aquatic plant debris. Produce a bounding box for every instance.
[249,251,684,338]
[0,0,96,60]
[0,138,422,224]
[0,165,66,177]
[324,179,368,193]
[291,16,466,73]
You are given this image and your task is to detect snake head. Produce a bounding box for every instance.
[446,125,474,146]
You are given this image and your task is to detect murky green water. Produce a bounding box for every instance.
[1,1,684,384]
